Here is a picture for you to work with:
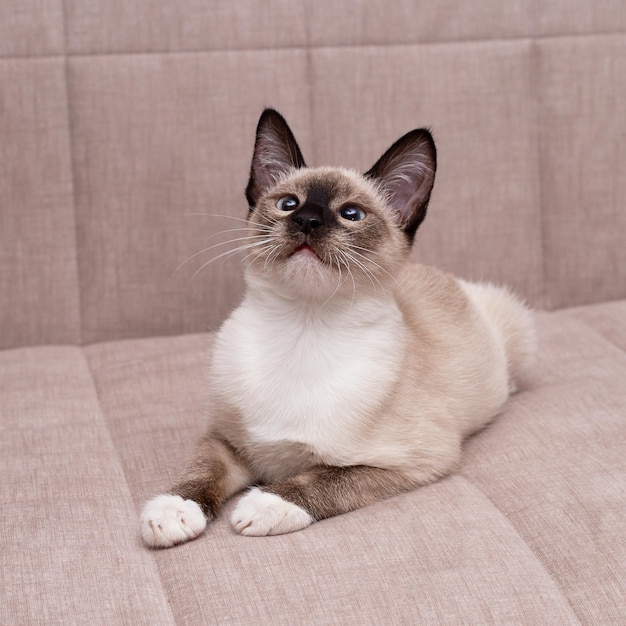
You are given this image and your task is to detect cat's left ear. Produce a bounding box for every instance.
[365,129,436,238]
[245,109,307,209]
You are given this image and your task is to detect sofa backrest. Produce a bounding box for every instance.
[2,2,625,350]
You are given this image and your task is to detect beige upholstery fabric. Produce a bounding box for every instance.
[0,0,63,56]
[2,310,624,624]
[0,59,80,349]
[566,300,626,351]
[2,1,626,348]
[0,347,173,623]
[1,1,625,623]
[65,0,308,54]
[540,35,626,309]
[463,310,626,625]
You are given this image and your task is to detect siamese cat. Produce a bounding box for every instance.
[140,109,535,547]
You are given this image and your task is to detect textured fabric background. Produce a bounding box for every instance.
[1,1,625,624]
[2,308,624,623]
[0,59,80,347]
[0,347,173,623]
[1,1,625,348]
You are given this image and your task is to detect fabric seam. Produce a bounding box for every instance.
[559,311,626,357]
[79,347,178,626]
[1,30,625,61]
[457,473,583,624]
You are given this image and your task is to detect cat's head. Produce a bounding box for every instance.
[244,109,436,300]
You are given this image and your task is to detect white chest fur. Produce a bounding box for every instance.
[212,289,405,462]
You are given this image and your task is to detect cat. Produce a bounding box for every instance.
[140,108,535,547]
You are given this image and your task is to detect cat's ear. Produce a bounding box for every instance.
[245,109,307,208]
[365,129,436,238]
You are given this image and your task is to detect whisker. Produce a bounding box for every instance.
[243,246,277,272]
[190,239,273,279]
[201,226,272,246]
[335,249,357,309]
[321,253,345,308]
[264,243,284,273]
[241,247,268,268]
[174,234,273,275]
[343,242,388,259]
[185,212,253,225]
[344,244,398,287]
[341,248,386,294]
[185,211,282,233]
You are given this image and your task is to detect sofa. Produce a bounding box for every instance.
[2,1,625,623]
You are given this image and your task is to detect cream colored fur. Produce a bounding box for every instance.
[212,260,535,482]
[140,109,536,546]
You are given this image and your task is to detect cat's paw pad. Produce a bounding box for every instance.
[140,494,207,548]
[231,488,314,536]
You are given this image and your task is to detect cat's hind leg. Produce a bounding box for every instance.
[141,434,251,548]
[457,279,536,393]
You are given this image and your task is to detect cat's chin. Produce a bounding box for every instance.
[247,253,350,302]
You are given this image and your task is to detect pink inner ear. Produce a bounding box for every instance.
[247,110,307,206]
[367,134,436,235]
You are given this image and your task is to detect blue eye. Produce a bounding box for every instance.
[277,196,299,211]
[339,206,366,221]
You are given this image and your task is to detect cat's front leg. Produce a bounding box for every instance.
[230,465,425,537]
[141,434,251,548]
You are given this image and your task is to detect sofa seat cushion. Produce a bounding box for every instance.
[2,302,625,624]
[0,346,174,624]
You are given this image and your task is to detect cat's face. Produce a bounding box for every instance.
[246,166,409,297]
[244,109,437,299]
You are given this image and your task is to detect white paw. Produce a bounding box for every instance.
[140,494,207,548]
[230,488,314,536]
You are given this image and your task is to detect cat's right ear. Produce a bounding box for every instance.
[245,109,307,209]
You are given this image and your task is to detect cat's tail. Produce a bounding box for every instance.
[458,280,537,393]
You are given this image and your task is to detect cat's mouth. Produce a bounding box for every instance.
[290,243,321,260]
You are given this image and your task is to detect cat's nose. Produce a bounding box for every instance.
[291,205,324,234]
